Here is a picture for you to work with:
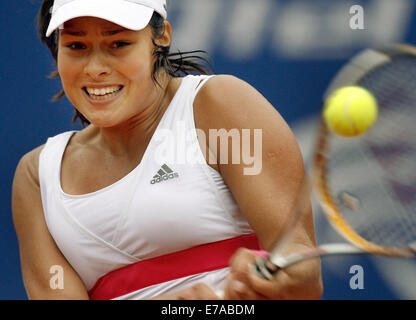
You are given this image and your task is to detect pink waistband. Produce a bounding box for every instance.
[88,233,261,300]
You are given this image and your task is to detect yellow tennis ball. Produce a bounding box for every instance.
[323,86,378,137]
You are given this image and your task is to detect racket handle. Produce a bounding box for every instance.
[266,243,367,271]
[250,243,368,282]
[252,257,281,280]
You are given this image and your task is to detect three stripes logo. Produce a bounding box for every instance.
[150,164,179,184]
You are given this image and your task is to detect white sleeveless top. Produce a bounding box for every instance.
[39,75,254,299]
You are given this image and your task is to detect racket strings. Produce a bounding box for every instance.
[326,55,416,250]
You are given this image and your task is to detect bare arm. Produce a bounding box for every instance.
[12,146,89,299]
[194,75,323,299]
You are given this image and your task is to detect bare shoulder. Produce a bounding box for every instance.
[194,75,289,131]
[12,144,47,226]
[14,144,46,188]
[194,74,298,156]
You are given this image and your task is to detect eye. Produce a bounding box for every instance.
[66,42,85,50]
[111,41,131,49]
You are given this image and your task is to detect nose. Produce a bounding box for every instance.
[83,50,112,80]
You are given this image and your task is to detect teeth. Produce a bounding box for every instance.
[88,91,119,101]
[86,86,122,96]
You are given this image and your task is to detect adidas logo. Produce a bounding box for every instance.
[150,164,179,184]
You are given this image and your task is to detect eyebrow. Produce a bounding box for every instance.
[60,29,130,37]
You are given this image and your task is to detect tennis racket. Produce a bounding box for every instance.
[252,43,416,281]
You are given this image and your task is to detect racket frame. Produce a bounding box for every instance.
[253,44,416,280]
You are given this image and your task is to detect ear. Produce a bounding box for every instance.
[155,20,172,47]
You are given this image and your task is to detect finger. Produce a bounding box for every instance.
[190,283,222,300]
[229,248,257,275]
[224,273,267,300]
[176,288,194,300]
[247,267,292,299]
[228,248,258,287]
[224,273,249,300]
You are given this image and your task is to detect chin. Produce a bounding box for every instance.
[88,118,119,129]
[90,114,136,130]
[82,112,116,128]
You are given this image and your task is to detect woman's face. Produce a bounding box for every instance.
[57,17,158,128]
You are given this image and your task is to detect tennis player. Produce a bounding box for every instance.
[11,0,322,300]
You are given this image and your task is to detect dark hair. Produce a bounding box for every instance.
[37,0,213,127]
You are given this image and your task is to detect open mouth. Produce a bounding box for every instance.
[83,86,124,101]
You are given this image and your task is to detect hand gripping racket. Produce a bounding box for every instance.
[253,44,416,281]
